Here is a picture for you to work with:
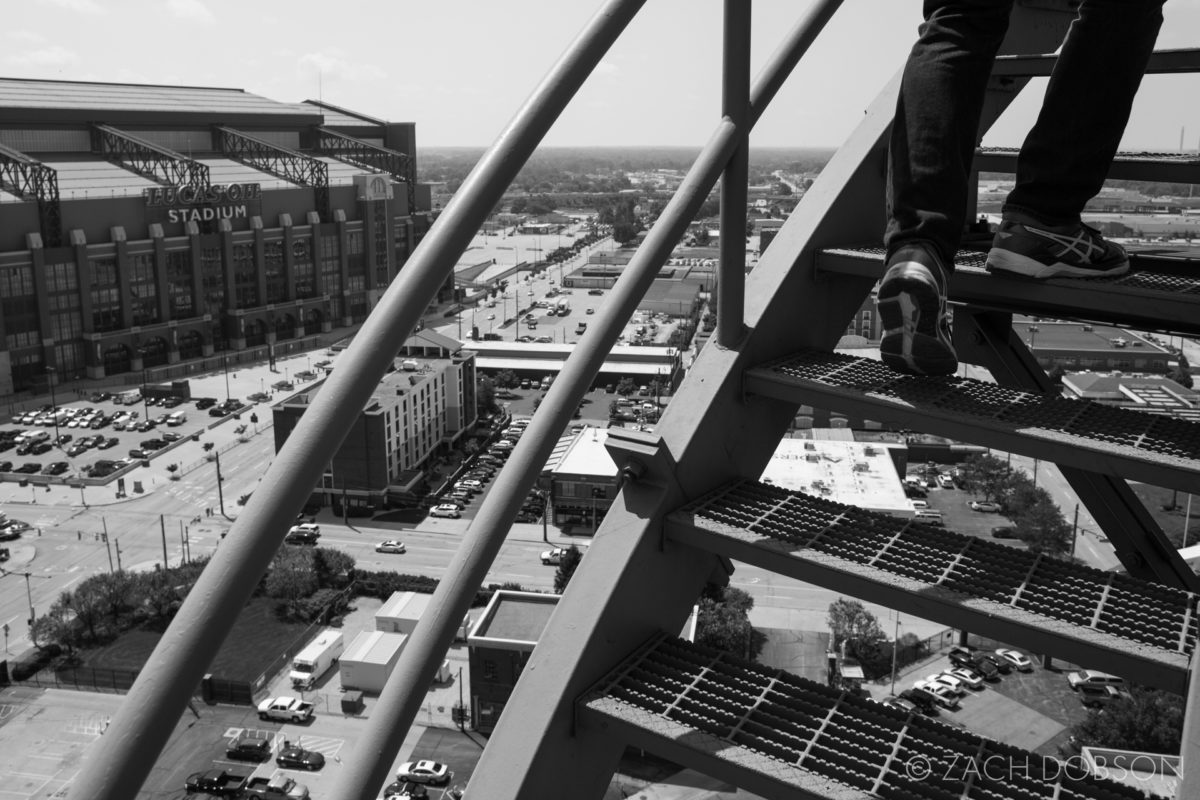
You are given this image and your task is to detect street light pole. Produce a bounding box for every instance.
[214,451,226,517]
[45,367,60,444]
[222,354,231,402]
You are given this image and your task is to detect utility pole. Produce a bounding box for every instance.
[215,451,226,518]
[23,572,34,626]
[1071,504,1079,558]
[457,666,466,732]
[103,518,113,573]
[115,539,123,572]
[160,514,168,569]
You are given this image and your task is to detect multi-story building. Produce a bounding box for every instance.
[271,331,477,512]
[0,77,441,396]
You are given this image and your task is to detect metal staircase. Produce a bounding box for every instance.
[73,2,1200,799]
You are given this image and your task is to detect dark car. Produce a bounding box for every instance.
[161,431,182,443]
[381,781,429,799]
[15,462,41,474]
[42,461,69,475]
[898,687,938,714]
[89,391,112,403]
[140,439,167,451]
[226,733,272,762]
[184,767,249,796]
[0,461,12,473]
[276,743,326,771]
[162,396,185,408]
[97,436,118,450]
[948,646,1000,679]
[991,525,1020,539]
[128,449,149,460]
[30,441,52,455]
[194,397,218,410]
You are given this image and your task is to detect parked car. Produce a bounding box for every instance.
[429,504,462,518]
[42,461,69,476]
[898,687,938,715]
[991,525,1020,539]
[97,436,118,450]
[946,667,984,690]
[911,680,959,710]
[185,768,249,796]
[376,540,407,554]
[276,743,326,771]
[1067,669,1124,691]
[1078,685,1131,708]
[879,695,918,714]
[969,500,1002,512]
[226,733,272,762]
[921,674,965,696]
[15,463,41,474]
[995,648,1034,672]
[396,760,451,785]
[194,397,218,410]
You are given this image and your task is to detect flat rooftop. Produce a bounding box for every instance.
[470,590,559,648]
[759,438,910,515]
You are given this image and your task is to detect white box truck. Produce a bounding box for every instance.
[289,628,344,690]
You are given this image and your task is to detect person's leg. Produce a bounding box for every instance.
[881,0,1012,376]
[1005,0,1165,222]
[989,0,1164,278]
[885,0,1014,266]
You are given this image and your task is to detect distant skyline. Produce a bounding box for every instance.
[7,0,1200,152]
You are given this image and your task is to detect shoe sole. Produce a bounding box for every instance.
[878,265,958,376]
[986,248,1130,280]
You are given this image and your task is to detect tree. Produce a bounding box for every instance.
[266,547,319,619]
[696,585,764,661]
[959,454,1016,503]
[477,376,498,415]
[616,377,636,396]
[494,370,519,389]
[827,598,885,651]
[137,568,182,625]
[1073,688,1183,754]
[312,547,356,589]
[1014,490,1074,555]
[553,545,583,593]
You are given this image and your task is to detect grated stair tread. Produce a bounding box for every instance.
[666,480,1196,692]
[815,245,1200,337]
[743,348,1200,494]
[976,145,1200,183]
[580,635,1151,800]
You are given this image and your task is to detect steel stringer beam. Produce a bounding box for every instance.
[214,125,329,218]
[316,126,415,211]
[956,308,1200,592]
[0,142,61,247]
[91,124,210,189]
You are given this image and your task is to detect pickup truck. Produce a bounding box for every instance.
[257,696,315,722]
[184,767,249,796]
[243,774,310,799]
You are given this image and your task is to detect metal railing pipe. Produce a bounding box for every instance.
[68,1,647,798]
[717,0,751,348]
[747,0,844,126]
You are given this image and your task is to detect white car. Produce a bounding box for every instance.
[946,667,984,690]
[969,501,1002,512]
[995,648,1034,672]
[375,540,407,554]
[923,673,965,696]
[456,479,483,490]
[429,504,461,519]
[541,547,568,566]
[912,680,959,709]
[396,759,450,785]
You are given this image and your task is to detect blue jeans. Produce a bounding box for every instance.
[885,0,1165,268]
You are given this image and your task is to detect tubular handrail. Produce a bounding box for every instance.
[68,1,647,797]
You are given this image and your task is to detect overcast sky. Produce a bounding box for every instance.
[7,0,1200,151]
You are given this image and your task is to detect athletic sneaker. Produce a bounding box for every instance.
[986,215,1129,279]
[878,243,958,377]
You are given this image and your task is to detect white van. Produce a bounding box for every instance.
[166,411,187,427]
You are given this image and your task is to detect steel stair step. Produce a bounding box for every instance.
[579,634,1153,800]
[815,245,1200,337]
[976,146,1200,184]
[664,480,1195,693]
[743,348,1200,494]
